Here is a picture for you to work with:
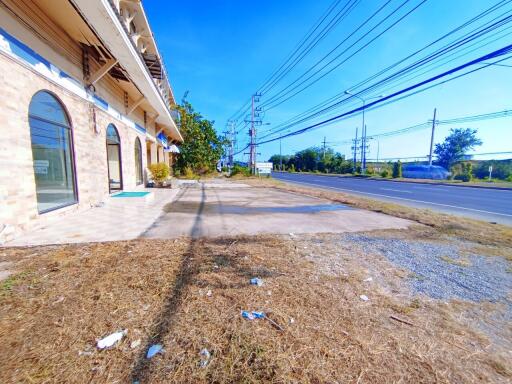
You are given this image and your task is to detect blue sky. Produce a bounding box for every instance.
[145,0,512,162]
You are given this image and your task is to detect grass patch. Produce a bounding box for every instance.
[440,255,472,267]
[0,271,29,297]
[0,237,509,383]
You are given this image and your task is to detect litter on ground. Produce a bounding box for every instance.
[250,277,263,286]
[146,344,164,359]
[96,330,127,349]
[360,295,369,301]
[199,348,211,368]
[241,310,265,320]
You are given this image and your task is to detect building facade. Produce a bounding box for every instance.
[0,0,182,243]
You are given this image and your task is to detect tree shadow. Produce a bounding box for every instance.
[131,184,206,382]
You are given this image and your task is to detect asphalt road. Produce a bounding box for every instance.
[272,172,512,225]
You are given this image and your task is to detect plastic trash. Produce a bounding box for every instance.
[97,330,127,349]
[360,295,369,301]
[146,344,163,359]
[241,310,265,320]
[206,289,212,297]
[199,348,211,368]
[363,277,373,282]
[250,277,263,286]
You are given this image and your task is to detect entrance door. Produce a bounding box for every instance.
[106,124,122,192]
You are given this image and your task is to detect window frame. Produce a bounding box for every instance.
[134,136,143,185]
[106,123,124,193]
[28,90,79,214]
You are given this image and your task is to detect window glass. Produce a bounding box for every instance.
[29,91,77,213]
[106,124,122,191]
[134,137,143,185]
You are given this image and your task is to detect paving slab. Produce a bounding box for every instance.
[142,181,411,239]
[5,188,179,247]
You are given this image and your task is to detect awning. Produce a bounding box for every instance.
[164,144,180,154]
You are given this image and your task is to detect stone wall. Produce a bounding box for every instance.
[0,53,147,243]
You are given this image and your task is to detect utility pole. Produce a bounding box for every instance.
[228,120,235,168]
[428,108,437,166]
[322,136,327,160]
[361,124,368,172]
[352,127,359,167]
[247,92,262,174]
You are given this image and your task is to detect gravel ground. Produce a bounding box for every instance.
[342,233,512,303]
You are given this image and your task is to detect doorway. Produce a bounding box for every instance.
[106,124,123,192]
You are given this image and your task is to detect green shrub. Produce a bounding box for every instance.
[148,163,170,185]
[507,175,512,182]
[451,162,473,182]
[183,166,196,179]
[230,164,251,177]
[474,160,512,180]
[392,161,402,178]
[454,174,471,182]
[366,165,375,175]
[288,164,295,173]
[380,169,390,178]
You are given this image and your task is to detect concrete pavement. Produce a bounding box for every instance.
[272,172,512,225]
[142,180,411,238]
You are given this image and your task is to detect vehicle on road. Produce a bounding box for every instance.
[402,164,450,180]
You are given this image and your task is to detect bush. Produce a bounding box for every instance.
[183,166,196,179]
[450,162,473,182]
[474,160,512,180]
[454,173,471,182]
[507,175,512,182]
[230,164,251,177]
[392,161,402,178]
[366,165,375,175]
[380,169,390,178]
[148,163,170,185]
[288,164,295,173]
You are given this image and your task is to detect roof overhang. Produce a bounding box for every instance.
[69,0,183,142]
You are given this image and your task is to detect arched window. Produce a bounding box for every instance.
[134,137,143,185]
[29,91,77,213]
[106,124,123,192]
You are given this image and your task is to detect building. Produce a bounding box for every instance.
[0,0,182,243]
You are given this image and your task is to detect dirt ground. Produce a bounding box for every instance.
[1,228,511,383]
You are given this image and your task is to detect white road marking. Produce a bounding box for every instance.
[380,188,412,193]
[275,178,512,218]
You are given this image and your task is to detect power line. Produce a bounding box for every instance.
[260,2,512,139]
[261,0,427,110]
[255,44,512,147]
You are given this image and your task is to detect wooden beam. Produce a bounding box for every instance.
[88,58,118,86]
[127,95,145,115]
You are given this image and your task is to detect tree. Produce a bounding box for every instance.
[174,101,226,174]
[434,128,482,169]
[392,161,402,178]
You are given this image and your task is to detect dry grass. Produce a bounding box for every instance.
[245,178,512,249]
[1,235,510,383]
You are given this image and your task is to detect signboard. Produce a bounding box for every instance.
[256,162,273,175]
[34,160,49,175]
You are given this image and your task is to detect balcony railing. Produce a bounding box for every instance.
[107,0,175,111]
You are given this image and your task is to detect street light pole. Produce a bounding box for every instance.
[344,91,384,174]
[279,137,282,171]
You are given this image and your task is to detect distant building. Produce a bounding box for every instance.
[0,0,182,242]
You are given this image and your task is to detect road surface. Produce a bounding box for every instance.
[272,172,512,225]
